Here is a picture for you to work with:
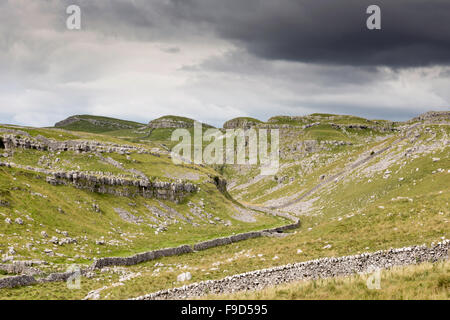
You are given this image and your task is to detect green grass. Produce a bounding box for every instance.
[55,115,145,133]
[0,119,448,300]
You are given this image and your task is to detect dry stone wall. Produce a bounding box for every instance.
[91,219,300,269]
[135,240,450,300]
[91,245,193,269]
[0,268,87,288]
[0,275,37,289]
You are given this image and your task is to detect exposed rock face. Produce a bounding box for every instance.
[257,121,321,130]
[0,133,149,154]
[46,171,198,203]
[148,117,194,129]
[135,240,450,300]
[54,116,82,127]
[223,118,261,130]
[409,111,450,123]
[280,139,354,159]
[211,176,227,193]
[330,123,396,132]
[55,116,140,130]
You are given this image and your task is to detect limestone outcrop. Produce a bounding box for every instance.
[0,133,152,155]
[408,111,450,123]
[148,116,194,129]
[46,171,198,203]
[330,123,396,132]
[223,117,262,130]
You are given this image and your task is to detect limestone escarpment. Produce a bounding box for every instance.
[408,111,450,123]
[0,160,198,203]
[148,116,194,129]
[330,123,396,132]
[0,133,149,154]
[54,116,83,127]
[45,171,198,203]
[223,117,262,130]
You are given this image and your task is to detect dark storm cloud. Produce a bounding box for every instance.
[0,0,448,127]
[166,0,450,67]
[41,0,450,67]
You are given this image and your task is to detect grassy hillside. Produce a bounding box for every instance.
[0,122,285,283]
[0,112,448,300]
[54,115,145,134]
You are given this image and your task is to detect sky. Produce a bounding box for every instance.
[0,0,449,128]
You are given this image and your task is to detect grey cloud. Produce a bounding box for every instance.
[186,49,390,88]
[0,0,449,128]
[168,0,450,68]
[161,47,181,54]
[7,0,450,68]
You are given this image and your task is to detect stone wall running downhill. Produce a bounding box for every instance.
[192,221,300,252]
[91,218,300,269]
[0,269,87,289]
[134,240,450,300]
[91,245,194,269]
[0,275,37,289]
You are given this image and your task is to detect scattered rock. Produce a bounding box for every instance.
[177,272,192,282]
